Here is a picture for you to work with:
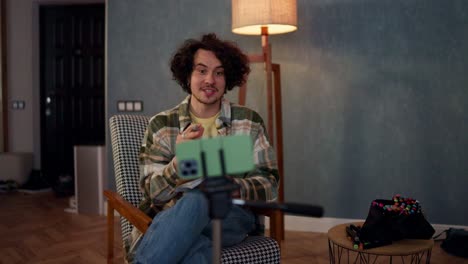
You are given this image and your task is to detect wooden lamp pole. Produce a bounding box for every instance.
[239,25,285,241]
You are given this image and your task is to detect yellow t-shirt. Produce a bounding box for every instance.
[190,111,220,138]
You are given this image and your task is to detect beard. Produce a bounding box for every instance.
[192,93,220,105]
[191,86,223,106]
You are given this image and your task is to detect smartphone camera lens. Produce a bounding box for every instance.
[181,160,198,177]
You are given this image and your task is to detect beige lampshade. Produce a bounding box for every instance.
[232,0,297,35]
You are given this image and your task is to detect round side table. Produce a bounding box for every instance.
[328,222,434,264]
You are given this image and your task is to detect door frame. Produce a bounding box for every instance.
[34,0,106,171]
[35,1,107,186]
[1,0,8,152]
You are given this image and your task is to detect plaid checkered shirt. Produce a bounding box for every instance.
[138,95,280,214]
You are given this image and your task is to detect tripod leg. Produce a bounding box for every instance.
[212,219,222,264]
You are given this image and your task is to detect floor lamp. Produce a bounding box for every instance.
[232,0,298,242]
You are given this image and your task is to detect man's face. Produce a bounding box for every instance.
[189,49,226,107]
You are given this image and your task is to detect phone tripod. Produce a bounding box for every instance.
[199,150,324,264]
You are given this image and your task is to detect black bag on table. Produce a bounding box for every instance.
[360,195,435,243]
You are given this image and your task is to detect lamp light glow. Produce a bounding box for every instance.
[232,0,297,35]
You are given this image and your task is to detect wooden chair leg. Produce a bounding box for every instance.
[279,212,285,241]
[269,210,283,250]
[107,203,114,264]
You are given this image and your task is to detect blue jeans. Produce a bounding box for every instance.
[134,190,256,264]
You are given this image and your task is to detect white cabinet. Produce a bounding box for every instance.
[73,145,106,215]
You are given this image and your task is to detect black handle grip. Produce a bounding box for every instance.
[233,200,324,217]
[278,202,324,217]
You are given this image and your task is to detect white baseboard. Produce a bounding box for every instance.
[265,215,468,239]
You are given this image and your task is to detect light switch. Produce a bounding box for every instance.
[126,101,134,111]
[117,101,126,112]
[18,101,25,109]
[11,100,25,110]
[134,101,143,111]
[117,100,144,112]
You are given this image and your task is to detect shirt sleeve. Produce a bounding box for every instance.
[139,117,179,205]
[233,122,280,202]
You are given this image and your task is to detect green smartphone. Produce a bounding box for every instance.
[176,135,254,179]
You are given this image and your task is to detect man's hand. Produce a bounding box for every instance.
[176,124,204,144]
[174,124,204,171]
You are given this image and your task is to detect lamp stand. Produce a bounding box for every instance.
[238,26,285,242]
[262,27,274,140]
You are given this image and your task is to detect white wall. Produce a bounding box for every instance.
[7,0,34,154]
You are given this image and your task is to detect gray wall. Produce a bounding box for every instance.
[107,0,468,226]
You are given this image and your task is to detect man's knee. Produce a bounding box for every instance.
[177,190,209,215]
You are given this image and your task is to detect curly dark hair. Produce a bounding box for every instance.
[170,33,250,93]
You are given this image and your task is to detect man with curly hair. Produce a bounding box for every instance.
[133,33,279,263]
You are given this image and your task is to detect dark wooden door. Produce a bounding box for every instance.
[40,4,105,188]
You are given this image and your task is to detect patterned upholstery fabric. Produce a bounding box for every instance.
[221,236,280,263]
[109,114,280,263]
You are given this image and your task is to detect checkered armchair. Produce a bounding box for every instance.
[105,114,281,263]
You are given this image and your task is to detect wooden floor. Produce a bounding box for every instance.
[0,192,466,264]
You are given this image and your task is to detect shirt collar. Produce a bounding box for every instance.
[178,95,232,131]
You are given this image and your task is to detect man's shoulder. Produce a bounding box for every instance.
[230,103,264,123]
[148,105,181,129]
[151,104,180,118]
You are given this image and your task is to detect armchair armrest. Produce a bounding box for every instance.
[104,190,152,233]
[104,190,152,263]
[103,190,280,238]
